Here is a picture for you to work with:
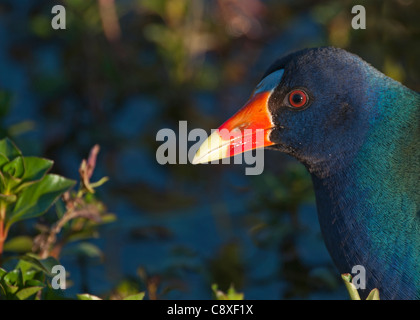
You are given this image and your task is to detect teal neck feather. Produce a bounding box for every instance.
[312,73,420,299]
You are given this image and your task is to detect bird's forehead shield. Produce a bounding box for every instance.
[193,69,284,164]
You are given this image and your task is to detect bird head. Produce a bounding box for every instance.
[193,47,372,176]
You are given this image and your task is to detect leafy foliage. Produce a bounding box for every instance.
[341,273,380,300]
[212,284,244,300]
[0,138,75,256]
[0,266,44,300]
[76,292,145,301]
[0,139,122,300]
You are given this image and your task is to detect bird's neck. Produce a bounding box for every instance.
[310,78,420,299]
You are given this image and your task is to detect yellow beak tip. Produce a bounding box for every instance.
[192,131,230,165]
[191,155,202,165]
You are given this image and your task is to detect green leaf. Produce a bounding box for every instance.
[3,236,33,253]
[0,268,7,278]
[0,138,21,161]
[0,282,6,296]
[15,259,36,274]
[25,279,45,288]
[123,292,145,300]
[226,285,244,300]
[101,213,117,224]
[77,293,102,300]
[366,288,380,300]
[212,284,224,300]
[3,283,19,295]
[341,273,361,300]
[24,156,51,176]
[3,269,22,287]
[2,156,24,179]
[341,273,352,283]
[7,120,35,137]
[16,157,54,191]
[64,229,98,243]
[2,269,22,296]
[7,174,76,226]
[211,284,244,300]
[22,270,38,283]
[0,154,9,167]
[17,254,61,277]
[61,242,103,259]
[15,286,43,300]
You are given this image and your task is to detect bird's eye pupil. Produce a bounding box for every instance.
[292,94,303,104]
[288,89,308,108]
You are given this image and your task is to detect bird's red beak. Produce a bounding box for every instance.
[193,90,275,164]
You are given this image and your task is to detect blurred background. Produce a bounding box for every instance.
[0,0,418,299]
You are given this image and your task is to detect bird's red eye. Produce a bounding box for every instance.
[288,89,308,108]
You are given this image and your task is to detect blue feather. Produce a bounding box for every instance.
[266,47,420,299]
